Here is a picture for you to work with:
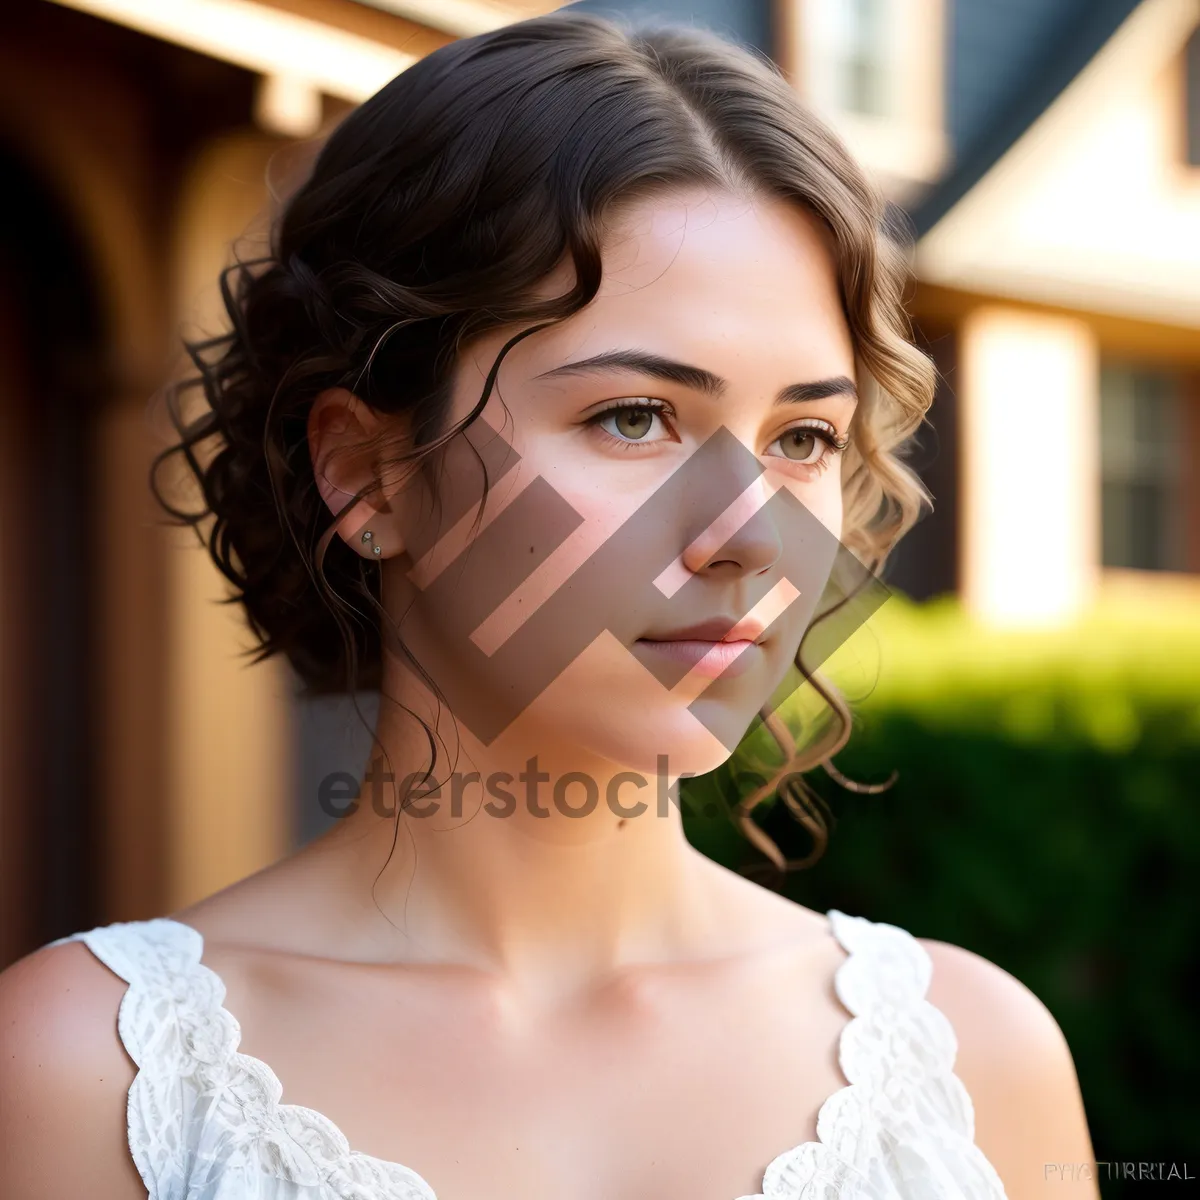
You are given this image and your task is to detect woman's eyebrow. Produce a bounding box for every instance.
[534,349,857,406]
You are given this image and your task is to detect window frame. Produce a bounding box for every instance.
[774,0,948,199]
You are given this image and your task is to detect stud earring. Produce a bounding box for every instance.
[361,529,382,556]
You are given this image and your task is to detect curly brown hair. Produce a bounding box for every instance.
[151,9,935,878]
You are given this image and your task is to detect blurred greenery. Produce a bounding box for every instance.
[681,588,1200,1198]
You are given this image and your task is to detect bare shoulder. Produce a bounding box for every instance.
[919,937,1101,1200]
[0,940,147,1199]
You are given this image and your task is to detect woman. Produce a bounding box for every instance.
[0,10,1098,1199]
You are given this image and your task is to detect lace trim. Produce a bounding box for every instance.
[58,919,436,1200]
[58,909,1009,1200]
[736,911,1009,1200]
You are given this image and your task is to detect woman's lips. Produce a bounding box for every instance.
[633,637,761,679]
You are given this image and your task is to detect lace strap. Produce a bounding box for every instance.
[50,919,223,1198]
[825,909,971,1128]
[53,919,212,1070]
[826,908,936,1017]
[819,910,1010,1198]
[52,921,440,1198]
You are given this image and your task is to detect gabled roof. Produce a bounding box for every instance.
[470,0,1159,247]
[912,0,1145,235]
[914,0,1200,326]
[567,0,1148,239]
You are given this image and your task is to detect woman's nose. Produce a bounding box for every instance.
[681,471,784,578]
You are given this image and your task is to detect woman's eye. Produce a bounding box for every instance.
[774,427,824,464]
[765,424,846,473]
[589,403,671,445]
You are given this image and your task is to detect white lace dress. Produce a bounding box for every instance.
[49,909,1009,1199]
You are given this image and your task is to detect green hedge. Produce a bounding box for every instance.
[681,588,1200,1197]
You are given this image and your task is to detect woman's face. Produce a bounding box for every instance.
[384,186,858,780]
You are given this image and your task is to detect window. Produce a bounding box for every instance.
[832,0,891,117]
[782,0,947,195]
[1187,25,1200,166]
[1100,366,1186,571]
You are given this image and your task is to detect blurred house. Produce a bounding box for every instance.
[894,0,1200,629]
[1,0,1197,962]
[0,0,559,965]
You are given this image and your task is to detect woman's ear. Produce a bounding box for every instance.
[307,387,409,559]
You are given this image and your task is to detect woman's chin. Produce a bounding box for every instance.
[531,704,747,782]
[483,644,766,779]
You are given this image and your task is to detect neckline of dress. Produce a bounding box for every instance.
[154,908,860,1200]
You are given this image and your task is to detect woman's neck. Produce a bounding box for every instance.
[305,675,745,1002]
